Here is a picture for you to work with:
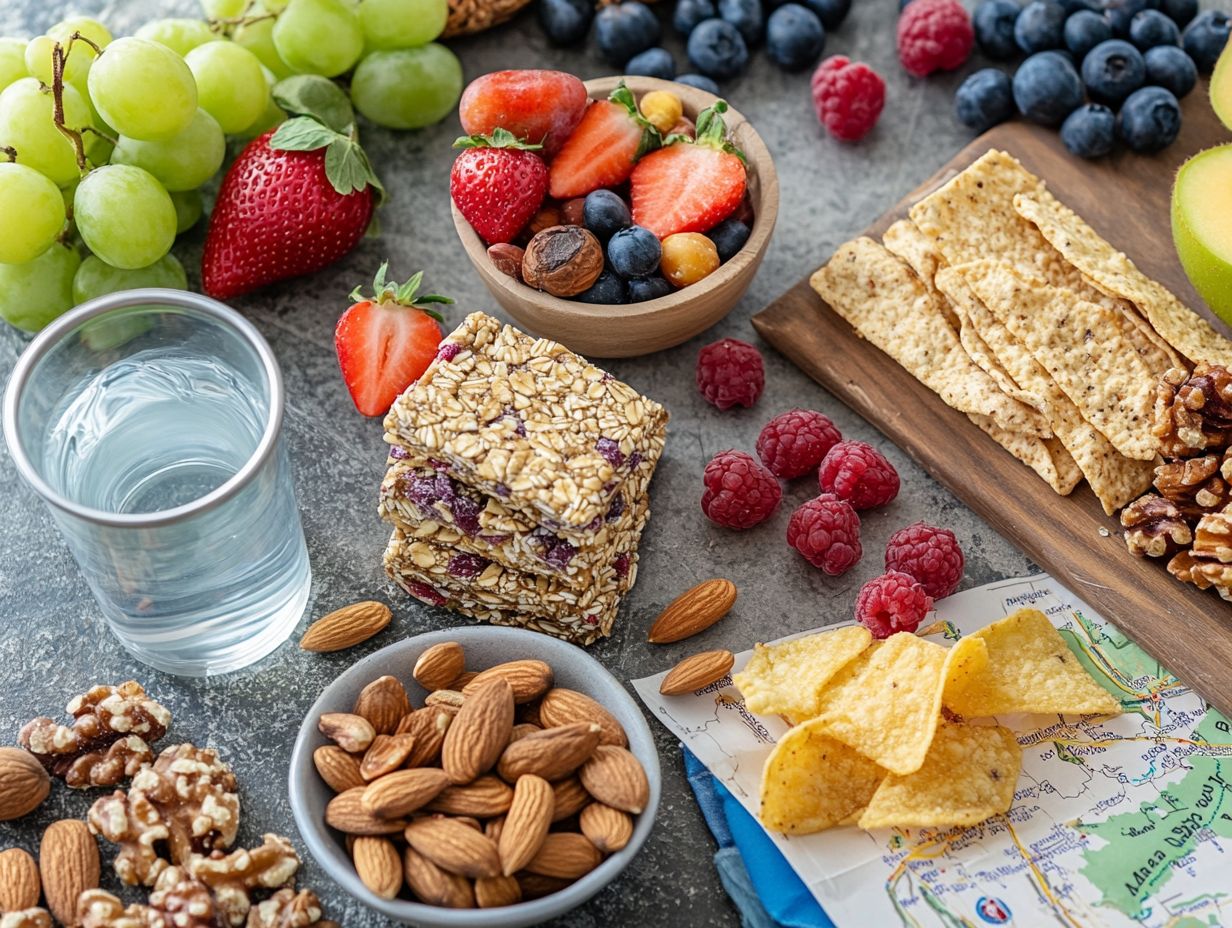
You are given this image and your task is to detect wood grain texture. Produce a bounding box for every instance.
[753,93,1232,717]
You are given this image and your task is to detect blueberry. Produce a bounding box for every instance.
[718,0,764,45]
[1016,1,1067,52]
[595,1,661,65]
[1055,0,1097,12]
[1103,0,1157,36]
[1082,38,1145,102]
[801,0,851,30]
[627,275,674,302]
[675,72,722,93]
[955,68,1015,132]
[1129,9,1179,48]
[1144,44,1196,95]
[608,226,662,278]
[1013,50,1084,124]
[583,190,631,241]
[1118,85,1181,151]
[1060,103,1116,156]
[1064,10,1112,57]
[1181,10,1229,72]
[706,219,751,261]
[974,0,1022,59]
[537,0,593,44]
[765,4,825,69]
[627,47,676,77]
[1159,0,1196,28]
[687,18,751,78]
[674,0,717,34]
[576,269,629,304]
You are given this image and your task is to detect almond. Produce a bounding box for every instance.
[646,578,737,643]
[0,748,50,822]
[354,676,410,735]
[524,833,602,879]
[313,745,365,793]
[578,746,650,815]
[301,601,392,652]
[517,872,572,899]
[424,689,465,713]
[497,722,602,783]
[413,642,466,692]
[659,649,735,696]
[352,836,402,900]
[484,816,505,843]
[579,802,633,853]
[462,660,553,704]
[40,819,100,926]
[397,707,451,767]
[550,776,592,822]
[318,713,375,754]
[510,723,541,742]
[539,688,628,747]
[326,788,409,835]
[361,768,451,819]
[425,775,514,817]
[475,874,522,908]
[402,847,474,908]
[498,774,554,876]
[441,677,513,784]
[404,817,501,879]
[360,734,416,781]
[0,847,40,911]
[453,671,479,689]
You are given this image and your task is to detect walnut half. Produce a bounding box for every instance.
[1169,550,1232,600]
[1193,509,1232,564]
[1154,453,1231,515]
[1121,494,1193,558]
[1153,363,1232,458]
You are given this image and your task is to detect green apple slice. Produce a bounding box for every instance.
[1173,144,1232,326]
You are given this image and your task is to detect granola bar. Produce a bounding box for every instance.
[383,312,669,531]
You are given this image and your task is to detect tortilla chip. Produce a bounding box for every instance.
[968,413,1083,496]
[882,218,958,329]
[814,632,949,776]
[759,718,885,834]
[1015,188,1232,368]
[944,608,1123,717]
[857,722,1021,829]
[943,632,990,694]
[733,626,874,721]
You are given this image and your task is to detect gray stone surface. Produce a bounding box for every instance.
[0,0,1069,923]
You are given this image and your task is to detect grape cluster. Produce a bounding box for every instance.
[0,0,462,333]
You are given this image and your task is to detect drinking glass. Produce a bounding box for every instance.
[3,289,312,676]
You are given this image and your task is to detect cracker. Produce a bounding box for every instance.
[733,626,874,721]
[882,218,958,330]
[968,413,1082,495]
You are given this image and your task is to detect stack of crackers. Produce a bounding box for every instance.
[812,149,1232,516]
[379,312,668,645]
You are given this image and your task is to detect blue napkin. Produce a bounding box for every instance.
[683,746,835,928]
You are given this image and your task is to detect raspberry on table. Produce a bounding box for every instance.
[884,522,965,599]
[854,571,934,639]
[696,338,765,410]
[756,409,843,478]
[811,56,886,142]
[818,440,900,510]
[897,0,975,77]
[701,450,782,529]
[786,494,862,575]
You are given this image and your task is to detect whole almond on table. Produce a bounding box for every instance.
[353,675,411,735]
[360,733,417,781]
[647,578,738,643]
[496,722,602,782]
[524,832,602,880]
[0,747,50,821]
[462,660,553,704]
[659,650,736,696]
[313,745,366,793]
[318,713,376,754]
[0,847,40,911]
[326,788,409,835]
[475,874,522,908]
[39,819,100,926]
[579,745,650,815]
[352,836,403,900]
[441,677,514,784]
[413,642,466,692]
[580,802,634,853]
[300,601,392,652]
[551,776,592,822]
[539,688,628,747]
[425,775,514,817]
[397,707,451,767]
[402,847,474,908]
[404,817,501,879]
[498,774,554,876]
[361,768,451,819]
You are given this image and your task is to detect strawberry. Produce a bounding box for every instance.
[630,101,747,240]
[458,70,589,157]
[548,82,660,200]
[335,263,453,417]
[450,129,548,245]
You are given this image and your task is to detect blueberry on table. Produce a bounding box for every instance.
[687,18,751,78]
[575,268,629,303]
[1064,10,1112,58]
[1118,85,1180,152]
[802,0,852,31]
[1129,9,1180,48]
[675,73,722,93]
[1060,103,1116,157]
[627,275,674,301]
[1182,10,1230,72]
[1082,39,1145,104]
[1144,44,1196,96]
[595,2,661,66]
[1159,0,1196,29]
[706,218,751,261]
[583,189,632,241]
[1103,0,1155,37]
[1015,0,1067,53]
[718,0,765,45]
[955,67,1015,133]
[608,225,662,278]
[1013,50,1083,124]
[973,0,1022,60]
[627,47,677,78]
[766,4,826,70]
[675,0,718,34]
[537,0,593,44]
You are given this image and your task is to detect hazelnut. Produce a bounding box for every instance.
[528,204,563,237]
[522,226,604,298]
[487,243,525,282]
[561,198,586,226]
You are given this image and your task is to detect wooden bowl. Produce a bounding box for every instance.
[451,75,780,358]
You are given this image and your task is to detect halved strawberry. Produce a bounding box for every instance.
[630,101,747,240]
[335,264,453,417]
[548,82,660,200]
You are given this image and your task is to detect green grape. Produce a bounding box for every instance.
[0,162,65,264]
[0,241,79,332]
[72,253,188,304]
[201,0,249,18]
[263,0,291,11]
[135,19,221,57]
[232,16,294,80]
[0,38,26,93]
[169,188,204,233]
[85,131,114,166]
[110,108,224,191]
[0,78,93,186]
[49,17,113,49]
[358,0,447,49]
[87,38,197,141]
[24,18,111,89]
[184,41,266,133]
[273,0,364,77]
[74,165,176,269]
[350,44,461,129]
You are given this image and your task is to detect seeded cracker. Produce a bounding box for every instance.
[967,413,1083,496]
[882,218,958,330]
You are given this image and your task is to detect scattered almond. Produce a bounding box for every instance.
[413,642,466,692]
[39,819,99,926]
[425,775,514,818]
[402,847,474,908]
[0,748,50,822]
[441,677,513,784]
[659,649,736,696]
[360,734,416,781]
[326,788,408,835]
[497,723,601,783]
[579,746,650,815]
[404,818,501,879]
[462,660,553,704]
[318,713,375,754]
[498,774,554,876]
[524,833,602,880]
[539,688,628,746]
[354,676,410,735]
[361,768,451,820]
[352,836,402,900]
[0,847,40,911]
[313,745,365,793]
[475,874,522,908]
[646,578,737,643]
[397,707,451,767]
[580,803,634,853]
[301,601,392,652]
[551,776,592,822]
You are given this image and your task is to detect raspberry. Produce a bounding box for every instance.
[701,450,782,529]
[811,56,887,142]
[696,338,765,410]
[897,0,975,77]
[855,571,934,639]
[756,409,843,479]
[818,440,900,510]
[786,494,862,575]
[885,522,965,599]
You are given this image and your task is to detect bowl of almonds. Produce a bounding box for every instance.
[287,625,661,926]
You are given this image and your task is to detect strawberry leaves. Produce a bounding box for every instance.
[665,100,747,165]
[350,262,454,322]
[608,81,662,160]
[453,127,544,151]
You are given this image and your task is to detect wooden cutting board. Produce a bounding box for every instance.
[752,92,1232,717]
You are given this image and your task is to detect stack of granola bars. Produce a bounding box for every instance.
[379,312,668,645]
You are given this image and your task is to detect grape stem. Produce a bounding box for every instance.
[49,33,102,175]
[207,0,277,32]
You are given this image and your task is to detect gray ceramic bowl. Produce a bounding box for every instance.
[288,625,662,927]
